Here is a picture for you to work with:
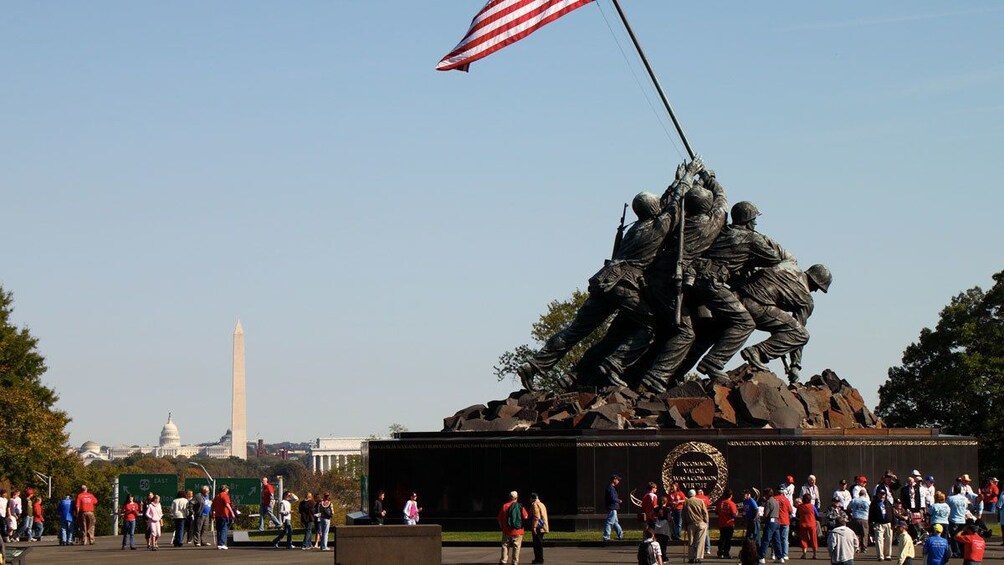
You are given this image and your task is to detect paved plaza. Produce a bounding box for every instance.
[12,536,1004,564]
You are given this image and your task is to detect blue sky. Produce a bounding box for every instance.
[2,1,1002,447]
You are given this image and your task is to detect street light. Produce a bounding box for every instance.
[32,471,52,499]
[188,462,216,532]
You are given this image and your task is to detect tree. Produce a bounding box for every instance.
[494,289,611,392]
[0,287,72,486]
[876,269,1004,479]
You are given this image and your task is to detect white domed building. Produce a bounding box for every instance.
[83,414,235,464]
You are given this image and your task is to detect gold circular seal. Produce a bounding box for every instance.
[661,441,728,501]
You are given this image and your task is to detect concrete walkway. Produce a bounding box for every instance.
[12,536,1004,564]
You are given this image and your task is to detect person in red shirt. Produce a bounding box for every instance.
[30,496,44,541]
[774,486,794,560]
[668,483,686,542]
[497,491,529,565]
[795,493,818,559]
[716,489,739,559]
[954,524,986,565]
[211,485,236,549]
[75,485,98,545]
[642,482,659,528]
[259,477,280,530]
[121,494,140,550]
[980,479,998,513]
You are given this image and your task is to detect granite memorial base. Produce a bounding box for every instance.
[365,428,977,531]
[332,524,441,565]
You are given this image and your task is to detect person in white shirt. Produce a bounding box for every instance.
[800,475,821,509]
[0,489,8,543]
[919,477,936,509]
[851,476,870,502]
[271,491,299,549]
[833,480,852,510]
[782,476,796,517]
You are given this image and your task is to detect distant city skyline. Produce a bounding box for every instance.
[2,1,1001,446]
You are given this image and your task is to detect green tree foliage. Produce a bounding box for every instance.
[0,287,72,487]
[876,270,1004,479]
[494,289,610,392]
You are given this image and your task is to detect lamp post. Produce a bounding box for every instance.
[188,462,216,533]
[32,471,52,499]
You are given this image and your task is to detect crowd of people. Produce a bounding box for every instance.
[621,470,1000,565]
[0,477,337,552]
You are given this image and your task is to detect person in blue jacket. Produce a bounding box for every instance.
[924,524,951,565]
[57,494,74,546]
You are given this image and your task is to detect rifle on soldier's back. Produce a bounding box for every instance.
[611,202,629,259]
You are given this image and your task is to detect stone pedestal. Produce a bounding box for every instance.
[332,525,441,565]
[365,428,977,531]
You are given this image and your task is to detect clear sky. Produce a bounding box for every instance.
[2,1,1002,448]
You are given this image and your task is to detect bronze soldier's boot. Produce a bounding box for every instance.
[516,362,537,392]
[740,346,770,372]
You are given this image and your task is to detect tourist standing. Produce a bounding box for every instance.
[781,476,796,514]
[58,494,74,546]
[870,490,894,561]
[210,485,235,550]
[979,478,998,517]
[30,496,43,541]
[371,490,386,525]
[528,492,548,565]
[743,489,760,542]
[833,480,852,510]
[184,490,195,544]
[259,477,281,530]
[717,488,738,559]
[669,482,686,541]
[169,490,189,547]
[16,489,32,541]
[895,521,914,565]
[954,524,985,565]
[775,485,794,561]
[758,488,783,563]
[796,493,818,559]
[6,490,18,543]
[928,492,950,537]
[923,525,950,565]
[140,491,154,548]
[851,477,870,502]
[800,475,821,510]
[920,477,937,508]
[271,491,297,549]
[996,495,1004,547]
[602,474,624,541]
[642,482,659,529]
[144,494,163,550]
[947,486,970,557]
[75,485,98,545]
[191,485,210,546]
[655,495,672,560]
[120,494,139,550]
[640,527,664,565]
[847,489,870,550]
[683,489,709,564]
[298,493,315,549]
[403,492,422,525]
[0,489,7,543]
[317,492,333,551]
[498,491,528,565]
[827,515,858,565]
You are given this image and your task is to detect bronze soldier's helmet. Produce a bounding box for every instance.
[685,187,714,215]
[632,192,661,220]
[731,201,761,225]
[805,264,832,293]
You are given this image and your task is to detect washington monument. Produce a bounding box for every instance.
[231,320,247,460]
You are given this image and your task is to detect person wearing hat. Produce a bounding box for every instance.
[895,521,915,565]
[683,489,709,563]
[527,492,548,565]
[851,476,870,502]
[774,485,794,561]
[920,477,936,508]
[833,479,852,510]
[923,524,950,565]
[869,489,895,561]
[826,514,857,565]
[497,491,528,565]
[75,485,98,545]
[953,523,985,565]
[602,474,624,542]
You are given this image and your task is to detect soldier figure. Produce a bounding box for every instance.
[649,201,795,386]
[517,160,701,390]
[639,169,729,392]
[738,264,832,383]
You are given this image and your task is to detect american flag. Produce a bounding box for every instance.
[437,0,594,72]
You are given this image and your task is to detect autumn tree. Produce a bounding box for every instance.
[494,289,611,392]
[0,287,73,487]
[876,269,1004,478]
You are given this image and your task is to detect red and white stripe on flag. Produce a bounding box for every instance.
[437,0,593,72]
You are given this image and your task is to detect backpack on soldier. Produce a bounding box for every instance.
[506,502,523,530]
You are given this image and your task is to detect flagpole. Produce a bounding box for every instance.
[609,0,695,160]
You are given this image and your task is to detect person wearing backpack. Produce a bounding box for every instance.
[498,491,529,565]
[639,526,665,565]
